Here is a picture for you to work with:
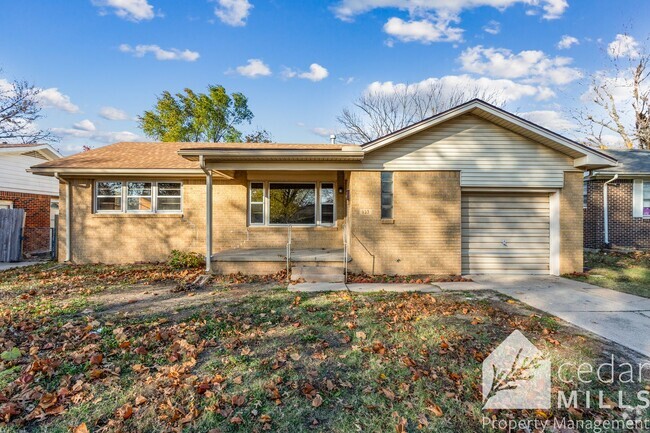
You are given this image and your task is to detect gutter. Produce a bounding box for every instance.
[54,173,71,262]
[603,174,619,246]
[200,156,212,273]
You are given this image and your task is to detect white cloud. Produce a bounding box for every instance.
[234,59,272,78]
[99,106,129,121]
[459,45,582,85]
[119,44,200,62]
[53,121,140,143]
[383,16,463,44]
[332,0,568,21]
[312,127,337,138]
[73,119,97,132]
[557,35,579,50]
[299,64,329,82]
[91,0,154,21]
[213,0,252,26]
[607,34,641,59]
[483,20,500,35]
[37,87,80,113]
[519,110,575,131]
[366,74,545,104]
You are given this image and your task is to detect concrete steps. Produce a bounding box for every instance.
[291,265,345,283]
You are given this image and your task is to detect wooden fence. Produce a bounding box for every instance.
[0,209,25,262]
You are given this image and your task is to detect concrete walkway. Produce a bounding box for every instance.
[0,261,43,272]
[468,275,650,358]
[288,282,438,293]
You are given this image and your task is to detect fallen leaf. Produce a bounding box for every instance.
[312,394,323,407]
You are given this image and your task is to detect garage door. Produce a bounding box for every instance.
[462,193,550,274]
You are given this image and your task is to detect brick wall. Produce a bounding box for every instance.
[584,179,650,249]
[560,172,583,274]
[0,190,54,254]
[58,172,345,264]
[348,171,461,275]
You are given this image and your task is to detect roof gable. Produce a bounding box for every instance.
[362,99,617,170]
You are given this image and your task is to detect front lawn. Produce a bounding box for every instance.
[567,251,650,298]
[0,263,648,432]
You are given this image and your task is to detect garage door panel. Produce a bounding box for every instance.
[462,193,550,275]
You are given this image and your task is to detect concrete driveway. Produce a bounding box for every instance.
[468,275,650,358]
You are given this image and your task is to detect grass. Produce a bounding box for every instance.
[0,262,648,432]
[566,251,650,298]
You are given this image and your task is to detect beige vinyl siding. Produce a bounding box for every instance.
[462,193,550,274]
[362,114,577,188]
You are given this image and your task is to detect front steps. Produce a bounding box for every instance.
[291,265,345,283]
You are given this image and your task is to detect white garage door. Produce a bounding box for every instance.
[462,193,550,275]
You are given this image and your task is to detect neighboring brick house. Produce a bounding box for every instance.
[0,143,62,254]
[584,149,650,250]
[30,100,617,276]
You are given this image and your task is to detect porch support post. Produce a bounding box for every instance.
[201,156,213,273]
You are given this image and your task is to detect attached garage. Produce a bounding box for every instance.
[461,193,551,275]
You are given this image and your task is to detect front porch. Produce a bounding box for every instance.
[211,247,350,275]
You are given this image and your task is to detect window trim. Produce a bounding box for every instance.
[126,181,154,214]
[643,179,650,218]
[319,182,336,226]
[248,181,336,227]
[155,182,183,214]
[380,171,394,220]
[0,200,13,209]
[94,180,183,214]
[95,180,124,214]
[249,182,265,226]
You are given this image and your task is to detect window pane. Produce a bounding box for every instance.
[127,197,152,211]
[381,172,393,182]
[321,204,334,224]
[97,197,122,211]
[158,182,181,196]
[381,193,393,206]
[157,197,181,211]
[127,182,152,197]
[97,181,122,196]
[381,205,393,219]
[380,172,393,219]
[269,183,316,224]
[251,183,264,203]
[644,182,650,199]
[251,203,264,224]
[321,183,334,204]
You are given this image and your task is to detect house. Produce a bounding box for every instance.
[584,148,650,250]
[29,100,616,276]
[0,143,62,255]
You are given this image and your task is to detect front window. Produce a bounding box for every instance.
[95,181,182,214]
[583,182,588,209]
[127,182,153,212]
[157,182,182,212]
[320,183,335,225]
[269,183,316,225]
[250,182,264,224]
[381,172,393,219]
[644,181,650,216]
[96,181,123,212]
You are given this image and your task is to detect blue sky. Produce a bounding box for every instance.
[1,0,648,154]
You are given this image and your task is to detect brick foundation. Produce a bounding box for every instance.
[0,190,54,254]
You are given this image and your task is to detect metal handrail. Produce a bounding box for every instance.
[351,231,375,276]
[286,225,292,282]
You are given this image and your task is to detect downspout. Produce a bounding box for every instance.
[54,173,71,262]
[200,156,213,273]
[603,174,619,246]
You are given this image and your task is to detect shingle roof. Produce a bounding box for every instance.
[30,141,349,170]
[598,149,650,174]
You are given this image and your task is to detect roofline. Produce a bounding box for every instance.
[590,171,650,179]
[0,143,62,160]
[178,148,365,161]
[29,167,206,177]
[361,99,618,167]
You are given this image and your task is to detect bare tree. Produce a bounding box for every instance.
[336,80,505,144]
[0,74,56,144]
[574,35,650,149]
